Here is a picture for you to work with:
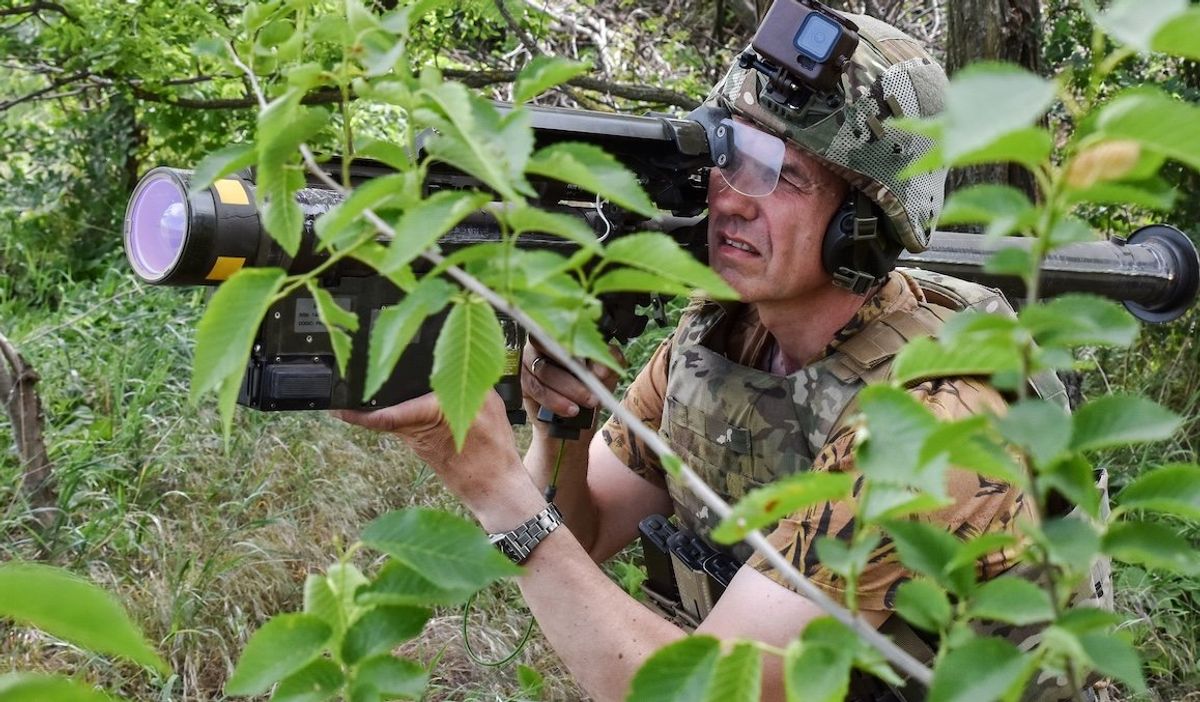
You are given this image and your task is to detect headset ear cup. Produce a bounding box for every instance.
[821,199,857,277]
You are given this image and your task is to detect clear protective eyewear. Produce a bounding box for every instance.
[714,118,786,198]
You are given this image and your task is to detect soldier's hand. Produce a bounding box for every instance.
[522,340,624,419]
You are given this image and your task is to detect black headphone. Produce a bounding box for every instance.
[821,192,902,294]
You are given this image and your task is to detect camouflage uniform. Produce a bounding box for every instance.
[602,269,1113,701]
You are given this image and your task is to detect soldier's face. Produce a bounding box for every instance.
[707,140,848,305]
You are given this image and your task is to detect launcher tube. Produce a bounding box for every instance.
[901,225,1200,323]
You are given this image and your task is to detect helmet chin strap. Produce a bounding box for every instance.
[822,190,902,295]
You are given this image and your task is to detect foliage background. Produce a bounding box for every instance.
[2,0,1198,699]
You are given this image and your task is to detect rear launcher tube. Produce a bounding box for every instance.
[901,226,1200,324]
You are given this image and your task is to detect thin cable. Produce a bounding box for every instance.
[461,591,537,667]
[543,439,567,503]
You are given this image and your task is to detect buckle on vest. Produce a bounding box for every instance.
[833,268,880,295]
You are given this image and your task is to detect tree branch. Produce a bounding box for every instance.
[0,1,77,22]
[444,69,699,109]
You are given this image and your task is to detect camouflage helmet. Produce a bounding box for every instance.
[707,13,948,253]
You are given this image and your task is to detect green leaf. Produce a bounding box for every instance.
[1064,177,1178,210]
[1096,88,1200,172]
[855,385,940,491]
[305,283,358,377]
[860,486,951,523]
[704,642,762,702]
[514,56,589,103]
[967,577,1054,626]
[996,399,1071,468]
[0,674,116,702]
[190,268,285,437]
[591,268,697,297]
[938,185,1037,238]
[939,423,1027,487]
[602,232,736,298]
[191,144,256,194]
[381,191,490,273]
[1071,395,1180,452]
[814,532,883,581]
[927,637,1029,702]
[527,142,657,217]
[711,472,854,544]
[1055,607,1123,636]
[982,247,1034,279]
[364,277,455,400]
[945,533,1019,573]
[1103,521,1200,575]
[784,619,855,702]
[256,93,330,255]
[884,520,971,596]
[1152,8,1200,60]
[627,636,720,702]
[1019,295,1138,349]
[1048,218,1095,250]
[341,606,430,664]
[361,508,520,591]
[356,560,478,607]
[315,174,409,246]
[418,83,532,201]
[327,564,370,624]
[1097,0,1188,53]
[430,297,506,448]
[517,664,545,701]
[894,579,952,633]
[0,564,165,674]
[1114,463,1200,519]
[350,656,428,700]
[1038,454,1102,520]
[949,127,1054,170]
[939,63,1058,164]
[303,573,344,635]
[1040,517,1100,575]
[225,613,332,696]
[271,659,344,702]
[891,336,1022,386]
[506,205,600,251]
[1078,632,1146,693]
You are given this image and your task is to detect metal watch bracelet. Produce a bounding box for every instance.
[488,503,564,564]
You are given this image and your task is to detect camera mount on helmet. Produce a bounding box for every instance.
[742,0,859,109]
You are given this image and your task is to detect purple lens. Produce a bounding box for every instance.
[125,174,188,282]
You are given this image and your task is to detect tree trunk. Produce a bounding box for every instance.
[945,0,1042,202]
[0,330,57,531]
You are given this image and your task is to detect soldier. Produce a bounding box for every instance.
[339,9,1104,702]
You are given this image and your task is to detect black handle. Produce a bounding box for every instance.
[536,405,596,440]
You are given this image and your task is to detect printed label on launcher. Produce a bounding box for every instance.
[294,297,353,333]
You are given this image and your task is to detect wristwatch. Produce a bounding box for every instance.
[488,503,564,564]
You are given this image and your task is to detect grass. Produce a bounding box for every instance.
[0,256,585,700]
[1087,305,1200,700]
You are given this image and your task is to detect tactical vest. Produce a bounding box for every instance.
[656,269,1112,702]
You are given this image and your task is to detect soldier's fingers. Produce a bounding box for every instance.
[522,365,583,417]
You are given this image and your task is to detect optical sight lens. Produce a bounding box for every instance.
[125,174,188,282]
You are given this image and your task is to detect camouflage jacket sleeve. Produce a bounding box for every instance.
[746,377,1033,613]
[599,332,674,489]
